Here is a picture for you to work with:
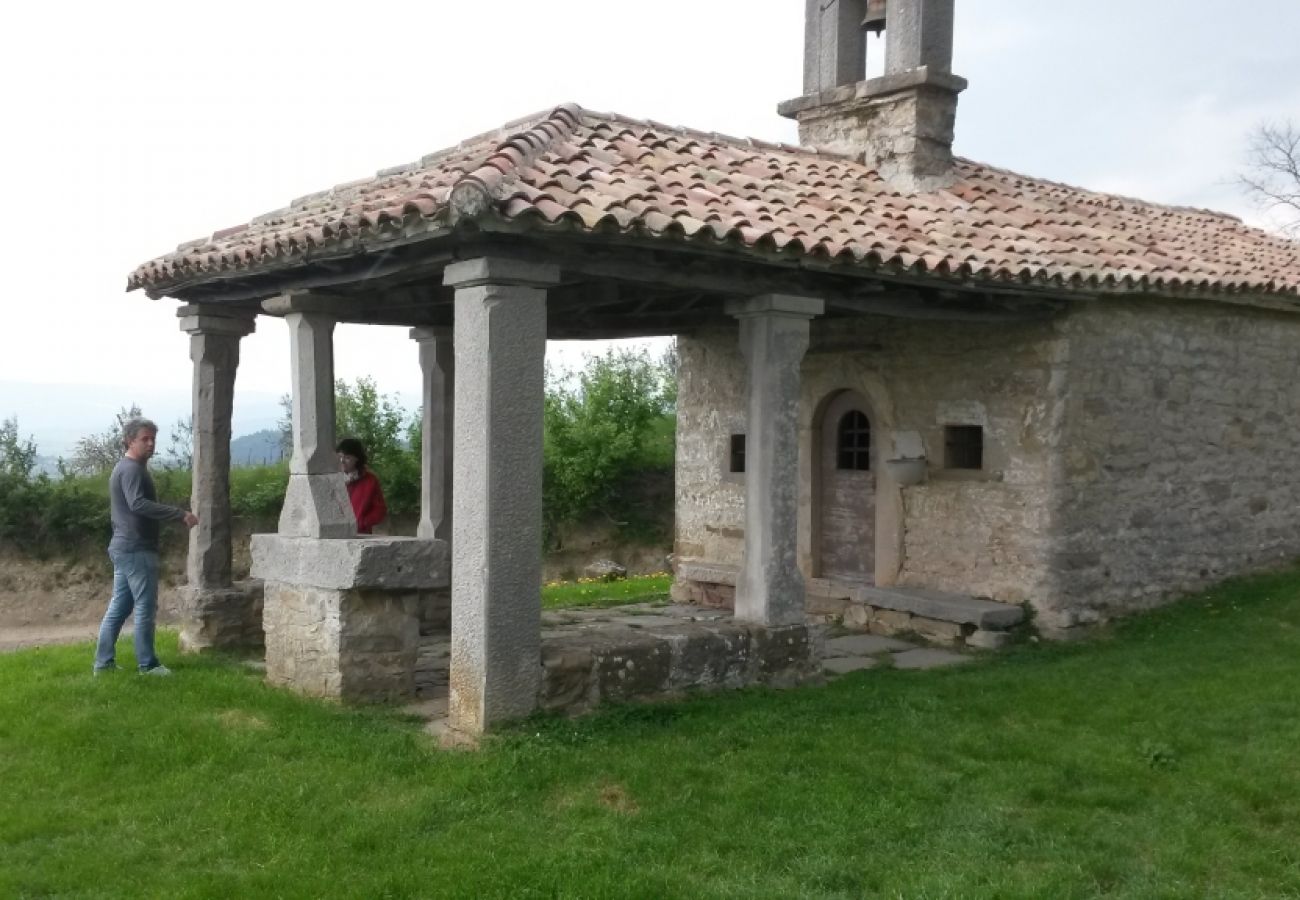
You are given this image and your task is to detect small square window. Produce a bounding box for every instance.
[729,434,746,473]
[944,425,983,470]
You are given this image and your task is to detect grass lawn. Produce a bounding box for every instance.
[542,573,673,610]
[5,570,1300,898]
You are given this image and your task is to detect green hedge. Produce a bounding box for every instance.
[0,348,676,556]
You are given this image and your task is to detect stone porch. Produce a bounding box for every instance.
[403,601,976,733]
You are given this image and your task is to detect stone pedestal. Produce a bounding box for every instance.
[251,535,449,701]
[264,295,355,539]
[728,295,823,626]
[444,257,559,736]
[178,582,265,654]
[177,304,258,652]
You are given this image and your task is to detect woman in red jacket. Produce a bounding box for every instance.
[336,437,387,534]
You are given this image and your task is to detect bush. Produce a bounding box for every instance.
[543,348,676,542]
[0,348,680,557]
[231,463,289,519]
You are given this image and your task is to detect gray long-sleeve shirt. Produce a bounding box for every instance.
[108,457,185,553]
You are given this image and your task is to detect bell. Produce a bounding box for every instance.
[862,0,887,34]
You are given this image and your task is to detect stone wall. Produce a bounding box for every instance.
[1047,298,1300,631]
[674,315,1064,607]
[539,621,823,714]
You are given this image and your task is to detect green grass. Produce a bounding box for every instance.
[7,569,1300,897]
[541,573,673,610]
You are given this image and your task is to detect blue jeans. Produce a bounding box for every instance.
[94,549,162,671]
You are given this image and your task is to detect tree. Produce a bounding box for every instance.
[69,405,142,476]
[0,416,38,482]
[542,348,675,537]
[276,379,421,513]
[1239,121,1300,236]
[335,377,408,468]
[162,415,193,470]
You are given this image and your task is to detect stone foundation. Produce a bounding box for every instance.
[178,580,265,653]
[539,619,823,715]
[263,582,422,701]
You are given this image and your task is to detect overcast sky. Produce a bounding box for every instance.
[2,0,1297,455]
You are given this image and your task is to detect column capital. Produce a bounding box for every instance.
[409,325,454,343]
[443,257,560,289]
[177,304,257,337]
[726,294,825,319]
[261,291,346,317]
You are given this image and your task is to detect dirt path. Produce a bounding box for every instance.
[0,541,187,654]
[0,623,102,653]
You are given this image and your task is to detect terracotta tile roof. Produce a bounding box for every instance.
[128,104,1300,299]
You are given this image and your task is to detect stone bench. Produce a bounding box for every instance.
[676,559,1025,649]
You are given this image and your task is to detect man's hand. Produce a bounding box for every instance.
[183,512,199,529]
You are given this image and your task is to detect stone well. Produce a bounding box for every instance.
[251,535,449,702]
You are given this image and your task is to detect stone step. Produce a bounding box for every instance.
[855,585,1024,630]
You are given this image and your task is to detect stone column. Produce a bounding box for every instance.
[443,257,558,737]
[262,293,356,539]
[177,304,258,652]
[410,327,454,541]
[727,294,824,626]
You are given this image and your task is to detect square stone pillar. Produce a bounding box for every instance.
[410,327,454,541]
[727,295,824,626]
[443,257,559,737]
[177,304,258,652]
[262,293,356,539]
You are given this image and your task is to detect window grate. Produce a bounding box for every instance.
[944,425,983,470]
[836,410,871,470]
[729,434,746,473]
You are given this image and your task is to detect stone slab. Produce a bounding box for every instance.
[860,585,1023,629]
[891,648,972,670]
[823,656,879,675]
[825,634,914,656]
[251,534,449,591]
[675,560,739,586]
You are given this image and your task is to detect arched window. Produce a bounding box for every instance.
[836,410,871,470]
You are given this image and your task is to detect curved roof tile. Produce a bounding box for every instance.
[128,104,1300,299]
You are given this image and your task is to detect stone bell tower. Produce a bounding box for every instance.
[778,0,967,190]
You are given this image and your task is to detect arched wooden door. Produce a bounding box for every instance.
[817,391,875,582]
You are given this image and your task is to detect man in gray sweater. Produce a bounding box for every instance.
[93,416,198,675]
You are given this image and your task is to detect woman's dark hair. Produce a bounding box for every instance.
[335,437,368,470]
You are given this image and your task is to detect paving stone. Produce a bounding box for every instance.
[825,634,915,657]
[891,648,972,670]
[967,629,1013,650]
[823,656,879,675]
[606,615,681,628]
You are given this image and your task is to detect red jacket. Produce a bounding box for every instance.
[346,469,387,534]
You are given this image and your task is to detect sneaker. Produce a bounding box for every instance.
[93,665,120,677]
[141,665,172,677]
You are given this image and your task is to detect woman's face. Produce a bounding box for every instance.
[338,452,359,474]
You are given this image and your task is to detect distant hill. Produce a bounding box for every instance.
[231,429,284,467]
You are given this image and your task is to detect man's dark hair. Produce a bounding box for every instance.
[336,437,368,470]
[122,417,159,450]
